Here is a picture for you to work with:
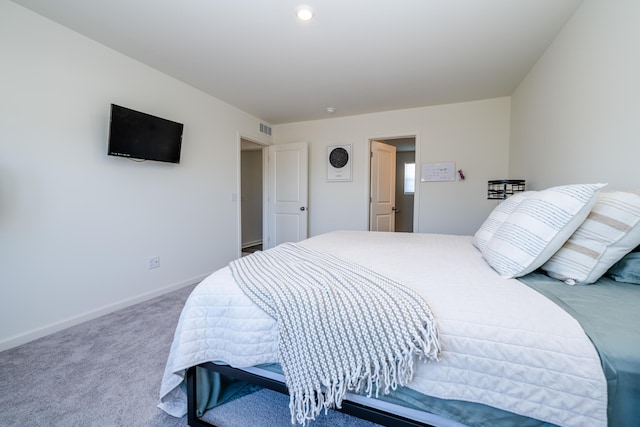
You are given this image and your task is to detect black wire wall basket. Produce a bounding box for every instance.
[487,179,526,200]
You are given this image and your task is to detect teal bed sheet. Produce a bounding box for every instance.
[519,272,640,427]
[183,366,261,417]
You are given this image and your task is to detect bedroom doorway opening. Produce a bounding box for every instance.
[238,138,308,256]
[368,137,416,232]
[240,138,265,256]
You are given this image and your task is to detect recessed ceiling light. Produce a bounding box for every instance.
[296,6,314,21]
[326,107,336,114]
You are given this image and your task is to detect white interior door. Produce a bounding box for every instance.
[370,141,396,232]
[265,142,308,249]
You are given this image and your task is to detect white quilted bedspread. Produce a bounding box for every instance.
[158,231,607,427]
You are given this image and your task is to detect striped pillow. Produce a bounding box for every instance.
[484,183,606,278]
[542,191,640,284]
[473,192,534,252]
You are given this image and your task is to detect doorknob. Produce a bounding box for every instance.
[300,207,306,211]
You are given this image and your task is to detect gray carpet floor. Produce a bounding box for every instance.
[0,284,380,427]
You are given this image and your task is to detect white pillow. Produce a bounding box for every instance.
[473,192,534,252]
[542,191,640,284]
[484,183,607,278]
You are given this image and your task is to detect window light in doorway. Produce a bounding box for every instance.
[404,163,415,194]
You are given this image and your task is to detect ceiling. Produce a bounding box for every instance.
[11,0,582,125]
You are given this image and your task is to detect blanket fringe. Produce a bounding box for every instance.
[290,337,440,426]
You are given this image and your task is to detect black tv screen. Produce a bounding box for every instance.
[108,104,183,164]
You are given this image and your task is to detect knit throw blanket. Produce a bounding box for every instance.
[229,243,441,425]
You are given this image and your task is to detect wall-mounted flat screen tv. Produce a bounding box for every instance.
[108,104,183,164]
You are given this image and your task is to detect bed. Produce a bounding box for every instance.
[158,185,640,427]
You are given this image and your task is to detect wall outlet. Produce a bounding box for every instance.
[147,256,160,269]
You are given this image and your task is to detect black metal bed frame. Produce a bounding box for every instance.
[186,362,435,427]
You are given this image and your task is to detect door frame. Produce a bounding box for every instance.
[237,132,270,259]
[366,132,420,233]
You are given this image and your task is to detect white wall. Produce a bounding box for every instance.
[274,97,511,236]
[510,0,640,190]
[0,2,270,350]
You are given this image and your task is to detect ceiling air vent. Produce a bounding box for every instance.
[259,123,272,136]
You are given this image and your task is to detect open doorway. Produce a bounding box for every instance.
[369,137,416,232]
[240,138,264,255]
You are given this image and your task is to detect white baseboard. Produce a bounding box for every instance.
[0,273,210,352]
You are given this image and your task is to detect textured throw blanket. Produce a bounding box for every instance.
[229,242,440,425]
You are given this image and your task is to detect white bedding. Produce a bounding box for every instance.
[159,231,607,427]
